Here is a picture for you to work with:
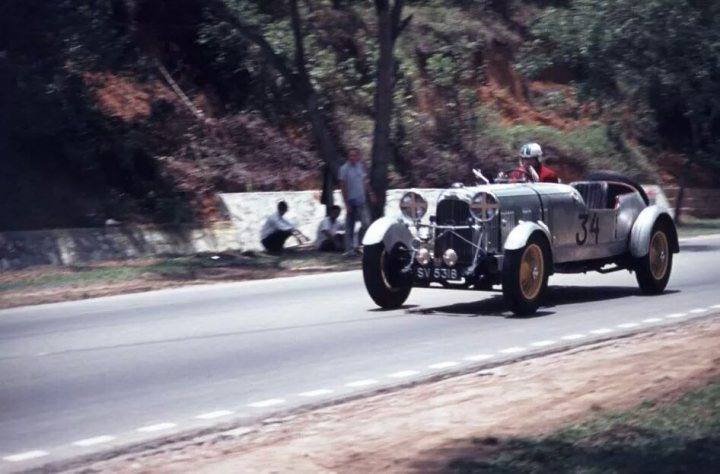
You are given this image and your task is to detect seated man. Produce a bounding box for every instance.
[260,201,308,255]
[314,205,345,252]
[518,142,559,183]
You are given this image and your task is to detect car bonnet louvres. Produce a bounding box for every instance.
[434,198,475,264]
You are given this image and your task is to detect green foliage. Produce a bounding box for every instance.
[519,0,720,158]
[450,378,720,473]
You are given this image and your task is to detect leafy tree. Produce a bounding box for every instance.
[519,0,720,221]
[204,0,344,211]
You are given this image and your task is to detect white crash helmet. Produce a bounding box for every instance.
[519,142,543,162]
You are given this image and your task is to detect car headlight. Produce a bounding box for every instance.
[470,192,499,222]
[400,191,428,221]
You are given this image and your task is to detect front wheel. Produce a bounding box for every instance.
[363,243,412,309]
[502,236,550,316]
[635,223,673,294]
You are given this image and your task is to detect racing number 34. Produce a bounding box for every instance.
[576,213,600,245]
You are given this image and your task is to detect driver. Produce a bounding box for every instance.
[518,142,559,183]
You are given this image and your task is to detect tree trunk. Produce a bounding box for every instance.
[370,0,408,220]
[214,1,342,212]
[289,0,341,212]
[675,117,701,226]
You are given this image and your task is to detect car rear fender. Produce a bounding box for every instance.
[630,206,679,258]
[503,221,554,272]
[362,217,413,252]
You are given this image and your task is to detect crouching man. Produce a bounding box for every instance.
[260,201,308,255]
[315,205,345,252]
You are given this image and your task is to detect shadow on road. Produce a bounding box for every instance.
[406,294,543,318]
[406,286,679,318]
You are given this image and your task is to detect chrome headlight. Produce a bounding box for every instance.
[470,192,499,222]
[443,249,458,267]
[400,191,428,221]
[415,247,431,266]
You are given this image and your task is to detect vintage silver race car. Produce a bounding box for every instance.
[361,172,678,315]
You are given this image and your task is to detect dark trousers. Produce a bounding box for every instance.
[261,230,292,254]
[318,235,345,252]
[345,202,370,250]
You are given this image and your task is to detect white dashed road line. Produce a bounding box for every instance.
[617,323,639,329]
[3,450,49,462]
[666,313,688,319]
[72,435,116,447]
[530,340,556,347]
[195,410,234,420]
[137,422,177,433]
[387,370,420,379]
[247,399,286,408]
[499,347,525,354]
[428,361,459,369]
[298,389,334,397]
[345,379,378,388]
[7,304,715,465]
[464,354,494,362]
[73,435,117,447]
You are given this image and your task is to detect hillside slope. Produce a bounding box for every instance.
[0,0,712,231]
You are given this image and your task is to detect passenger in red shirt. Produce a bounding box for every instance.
[518,142,559,183]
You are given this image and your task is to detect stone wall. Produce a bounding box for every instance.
[0,222,242,270]
[0,184,691,270]
[663,187,720,219]
[217,189,442,251]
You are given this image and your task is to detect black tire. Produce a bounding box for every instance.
[585,171,650,205]
[635,221,673,294]
[363,243,412,309]
[502,235,550,316]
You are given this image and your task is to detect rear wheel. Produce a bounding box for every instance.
[502,236,550,316]
[363,243,412,309]
[635,222,673,294]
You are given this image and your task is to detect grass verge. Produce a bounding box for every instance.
[449,378,720,473]
[0,249,361,309]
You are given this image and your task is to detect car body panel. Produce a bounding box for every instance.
[368,177,677,289]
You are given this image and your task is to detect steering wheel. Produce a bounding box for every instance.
[495,168,535,183]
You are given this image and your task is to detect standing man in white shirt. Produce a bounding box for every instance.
[260,201,308,255]
[315,205,345,252]
[338,147,375,256]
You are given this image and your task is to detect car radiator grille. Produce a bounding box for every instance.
[434,199,475,264]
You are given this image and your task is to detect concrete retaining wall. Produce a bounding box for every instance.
[663,187,720,219]
[0,222,242,270]
[2,184,707,270]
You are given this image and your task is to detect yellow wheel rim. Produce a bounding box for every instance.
[519,244,544,300]
[649,231,669,280]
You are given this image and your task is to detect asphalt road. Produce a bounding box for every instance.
[1,235,720,472]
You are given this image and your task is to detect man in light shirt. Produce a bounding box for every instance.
[260,201,308,255]
[339,147,375,255]
[315,205,345,252]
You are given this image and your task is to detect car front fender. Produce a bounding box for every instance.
[503,221,552,251]
[630,206,679,258]
[362,217,414,252]
[503,221,554,273]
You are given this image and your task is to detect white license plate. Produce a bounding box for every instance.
[415,267,459,280]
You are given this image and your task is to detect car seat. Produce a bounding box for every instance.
[570,181,609,210]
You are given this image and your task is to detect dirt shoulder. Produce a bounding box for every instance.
[64,315,720,474]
